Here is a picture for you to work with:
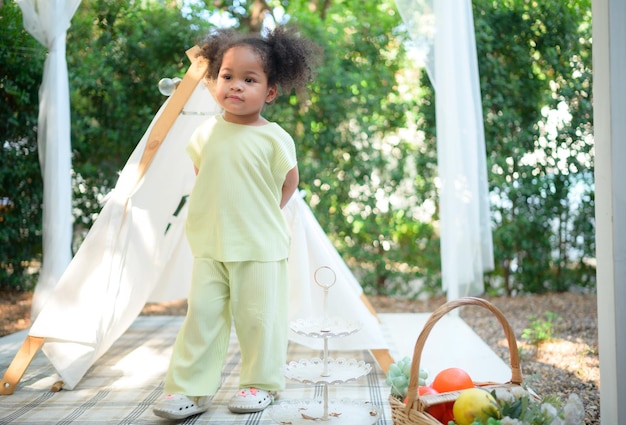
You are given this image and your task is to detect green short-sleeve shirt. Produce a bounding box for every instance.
[185,115,297,261]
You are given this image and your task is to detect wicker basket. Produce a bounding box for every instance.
[389,296,528,425]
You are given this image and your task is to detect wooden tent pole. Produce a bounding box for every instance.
[371,348,394,374]
[137,46,207,180]
[0,336,44,395]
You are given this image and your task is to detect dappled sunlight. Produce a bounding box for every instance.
[534,339,599,385]
[498,338,600,387]
[109,345,171,390]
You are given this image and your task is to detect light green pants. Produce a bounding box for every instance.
[164,258,289,397]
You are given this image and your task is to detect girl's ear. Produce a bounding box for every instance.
[265,85,278,103]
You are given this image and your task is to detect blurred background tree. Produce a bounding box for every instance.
[474,0,594,294]
[0,2,45,290]
[0,0,594,297]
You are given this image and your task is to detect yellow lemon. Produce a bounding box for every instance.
[453,388,500,425]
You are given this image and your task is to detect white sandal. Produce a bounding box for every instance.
[228,387,276,413]
[153,393,210,420]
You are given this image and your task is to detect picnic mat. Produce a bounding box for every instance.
[0,316,392,424]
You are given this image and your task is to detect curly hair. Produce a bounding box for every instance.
[198,25,321,96]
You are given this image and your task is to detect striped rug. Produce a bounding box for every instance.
[0,316,392,425]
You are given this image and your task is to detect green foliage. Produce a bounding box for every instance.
[521,311,560,346]
[0,1,46,290]
[1,0,596,296]
[473,0,594,294]
[407,0,595,295]
[483,390,574,425]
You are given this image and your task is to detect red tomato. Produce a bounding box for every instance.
[420,386,450,424]
[428,401,454,424]
[440,402,455,424]
[431,368,474,393]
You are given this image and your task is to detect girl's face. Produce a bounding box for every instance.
[215,45,277,125]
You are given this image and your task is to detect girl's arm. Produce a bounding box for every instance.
[280,166,299,208]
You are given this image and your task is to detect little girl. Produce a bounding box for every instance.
[153,26,320,420]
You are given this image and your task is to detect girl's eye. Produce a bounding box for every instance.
[221,74,231,80]
[245,78,254,83]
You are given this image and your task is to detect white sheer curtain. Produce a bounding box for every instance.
[17,0,82,319]
[395,0,494,300]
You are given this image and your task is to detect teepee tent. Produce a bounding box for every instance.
[0,48,389,393]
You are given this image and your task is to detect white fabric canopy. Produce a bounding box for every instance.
[17,0,82,320]
[27,81,387,390]
[395,0,494,299]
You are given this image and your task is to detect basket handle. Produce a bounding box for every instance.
[405,297,522,410]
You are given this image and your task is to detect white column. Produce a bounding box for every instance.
[592,0,626,422]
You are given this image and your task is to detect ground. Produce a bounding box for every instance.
[0,290,599,424]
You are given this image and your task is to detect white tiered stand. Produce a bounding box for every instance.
[268,267,382,424]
